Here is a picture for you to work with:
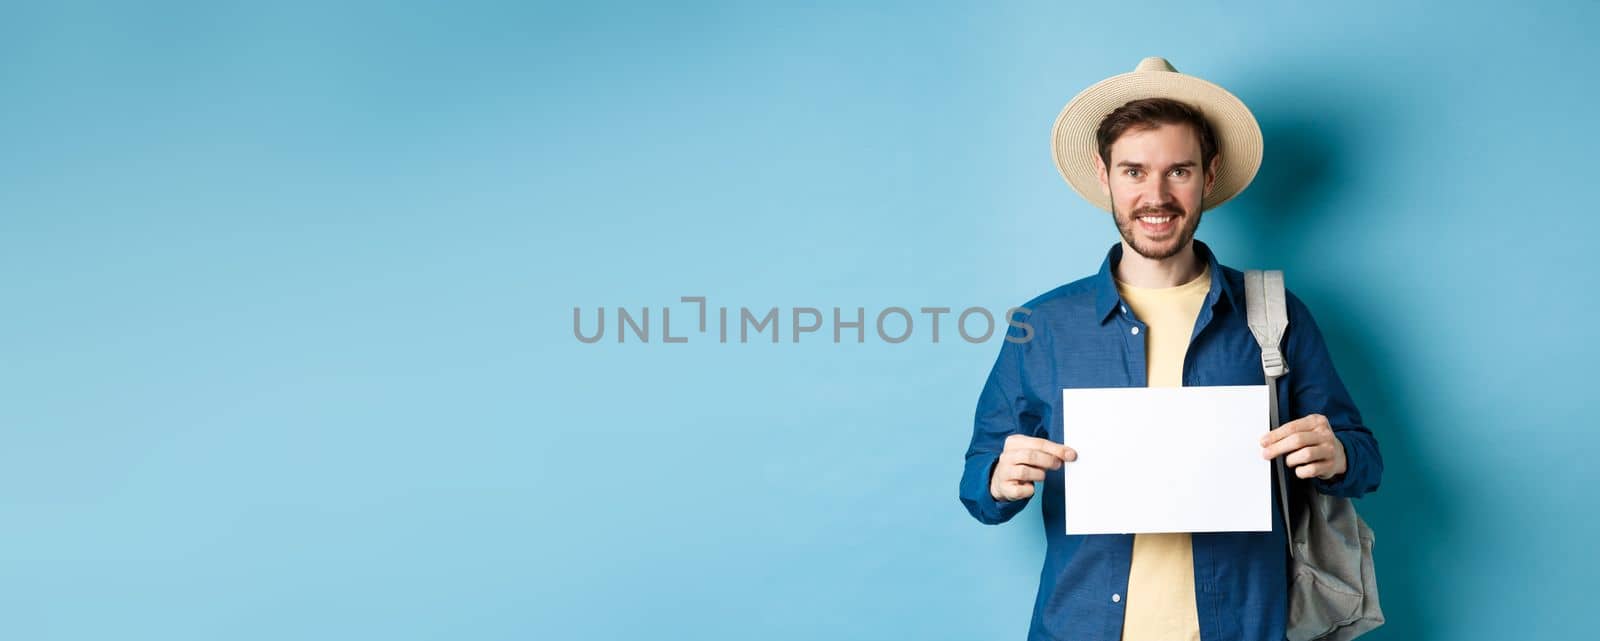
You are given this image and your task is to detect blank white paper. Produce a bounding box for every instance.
[1060,385,1272,535]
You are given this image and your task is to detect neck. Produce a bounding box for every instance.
[1114,239,1204,288]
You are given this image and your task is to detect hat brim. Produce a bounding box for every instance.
[1051,70,1263,213]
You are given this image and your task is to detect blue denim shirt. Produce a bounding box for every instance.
[958,240,1382,641]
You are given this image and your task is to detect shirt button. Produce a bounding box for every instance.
[1120,305,1128,314]
[1130,327,1140,335]
[1112,593,1122,603]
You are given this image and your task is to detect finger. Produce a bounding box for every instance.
[1295,463,1321,479]
[1000,447,1054,469]
[1003,439,1072,468]
[1005,434,1054,451]
[1285,443,1336,467]
[1011,464,1046,482]
[1004,435,1075,461]
[1045,443,1078,464]
[995,462,1020,483]
[1261,433,1302,459]
[1263,414,1335,447]
[1019,448,1065,470]
[1034,439,1076,463]
[998,446,1030,466]
[1262,432,1323,460]
[1043,441,1076,462]
[1001,480,1036,501]
[1259,417,1312,447]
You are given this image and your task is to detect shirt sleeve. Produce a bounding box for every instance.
[959,320,1036,525]
[1282,290,1383,498]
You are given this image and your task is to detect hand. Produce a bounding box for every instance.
[1260,413,1347,480]
[990,434,1077,502]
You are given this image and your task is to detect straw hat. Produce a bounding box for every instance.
[1050,56,1263,212]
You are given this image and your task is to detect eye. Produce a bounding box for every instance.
[1124,168,1142,178]
[1170,168,1189,178]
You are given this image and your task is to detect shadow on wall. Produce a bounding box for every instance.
[1220,75,1456,641]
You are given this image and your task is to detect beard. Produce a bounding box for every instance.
[1112,199,1205,260]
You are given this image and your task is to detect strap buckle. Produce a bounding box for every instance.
[1261,347,1289,378]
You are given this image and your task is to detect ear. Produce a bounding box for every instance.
[1093,154,1111,198]
[1202,154,1222,197]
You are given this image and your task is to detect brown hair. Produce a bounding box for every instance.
[1095,98,1218,176]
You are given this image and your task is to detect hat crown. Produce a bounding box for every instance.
[1135,56,1178,73]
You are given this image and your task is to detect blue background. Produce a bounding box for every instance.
[3,1,1595,639]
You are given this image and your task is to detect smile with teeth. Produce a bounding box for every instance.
[1138,215,1174,223]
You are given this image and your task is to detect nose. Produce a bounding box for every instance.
[1139,175,1175,211]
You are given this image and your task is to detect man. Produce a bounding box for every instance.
[958,57,1382,641]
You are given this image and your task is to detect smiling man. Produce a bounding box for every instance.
[958,57,1382,641]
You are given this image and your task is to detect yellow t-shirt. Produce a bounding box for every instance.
[1114,263,1212,641]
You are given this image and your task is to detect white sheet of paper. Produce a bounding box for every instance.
[1060,385,1272,535]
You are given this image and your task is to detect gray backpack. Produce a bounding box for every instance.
[1243,270,1385,641]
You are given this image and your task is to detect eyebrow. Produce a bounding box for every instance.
[1115,161,1198,169]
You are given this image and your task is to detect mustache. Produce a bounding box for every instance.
[1131,203,1185,217]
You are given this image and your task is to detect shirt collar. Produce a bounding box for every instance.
[1092,239,1240,324]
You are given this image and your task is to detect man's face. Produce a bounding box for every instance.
[1093,123,1219,260]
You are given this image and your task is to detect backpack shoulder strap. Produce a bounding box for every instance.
[1245,269,1297,557]
[1244,270,1289,378]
